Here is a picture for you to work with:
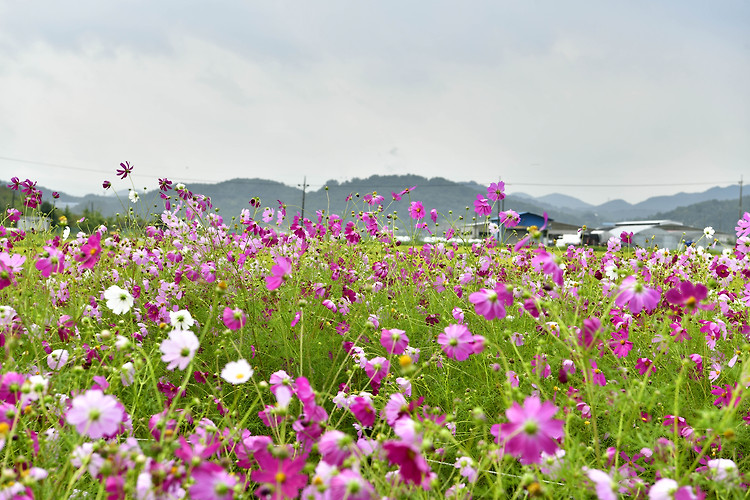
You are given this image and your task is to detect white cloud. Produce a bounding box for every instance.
[0,1,747,204]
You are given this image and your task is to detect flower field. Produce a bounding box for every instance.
[0,171,748,499]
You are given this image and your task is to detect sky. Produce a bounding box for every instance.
[0,1,748,205]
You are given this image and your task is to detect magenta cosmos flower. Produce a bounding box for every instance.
[75,232,102,270]
[251,449,308,499]
[665,280,709,313]
[265,256,292,291]
[469,283,514,320]
[487,181,505,201]
[408,201,425,220]
[491,395,564,465]
[222,306,247,330]
[474,194,492,216]
[437,324,475,361]
[614,276,660,315]
[35,246,65,277]
[66,389,125,439]
[189,462,237,500]
[382,440,431,485]
[380,328,409,355]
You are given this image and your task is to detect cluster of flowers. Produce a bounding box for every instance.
[0,166,747,498]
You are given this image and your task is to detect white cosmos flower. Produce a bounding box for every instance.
[103,285,134,315]
[128,190,139,203]
[24,375,49,402]
[47,349,70,370]
[707,458,737,480]
[703,226,715,238]
[159,330,199,371]
[121,362,135,386]
[221,359,254,385]
[169,309,195,330]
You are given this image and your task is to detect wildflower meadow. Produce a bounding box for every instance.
[0,168,748,499]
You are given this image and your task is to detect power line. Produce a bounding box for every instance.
[0,155,220,184]
[0,154,742,190]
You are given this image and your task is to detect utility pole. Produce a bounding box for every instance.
[299,176,308,220]
[740,176,744,222]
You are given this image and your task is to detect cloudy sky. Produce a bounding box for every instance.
[1,1,748,205]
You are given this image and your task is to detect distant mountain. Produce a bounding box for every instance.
[648,196,749,234]
[537,193,594,211]
[1,176,745,236]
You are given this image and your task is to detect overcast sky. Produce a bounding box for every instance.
[1,1,748,205]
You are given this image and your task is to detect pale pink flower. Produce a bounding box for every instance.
[159,330,200,370]
[66,389,125,439]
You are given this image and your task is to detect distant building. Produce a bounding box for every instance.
[463,212,581,246]
[602,220,734,250]
[15,216,51,232]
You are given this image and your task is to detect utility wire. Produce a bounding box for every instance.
[0,154,742,190]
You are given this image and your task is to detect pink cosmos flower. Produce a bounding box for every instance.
[380,328,409,355]
[75,232,102,270]
[531,248,564,287]
[710,383,738,408]
[318,430,353,466]
[468,283,514,320]
[329,469,377,500]
[648,478,697,500]
[251,449,308,499]
[364,357,390,385]
[589,360,607,386]
[0,372,25,404]
[609,330,632,358]
[382,440,431,485]
[159,330,200,371]
[430,208,438,224]
[437,324,475,361]
[499,209,520,228]
[66,389,125,439]
[579,317,600,350]
[189,462,237,500]
[265,256,292,290]
[35,246,65,277]
[222,306,247,330]
[614,276,660,315]
[507,370,520,388]
[665,281,709,313]
[408,201,425,220]
[491,395,564,465]
[473,194,492,216]
[487,181,505,201]
[350,397,376,427]
[0,253,25,290]
[584,468,617,500]
[635,358,655,376]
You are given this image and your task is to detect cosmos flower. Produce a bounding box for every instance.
[380,328,409,355]
[220,359,253,385]
[266,256,292,291]
[492,395,564,465]
[614,276,660,315]
[159,330,200,371]
[408,201,425,220]
[103,285,134,315]
[169,309,195,331]
[66,389,125,439]
[222,307,247,330]
[437,324,475,361]
[468,283,514,320]
[116,161,134,179]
